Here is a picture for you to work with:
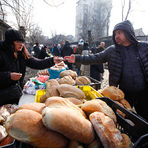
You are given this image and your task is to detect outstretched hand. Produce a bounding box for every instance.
[64,54,76,63]
[53,56,64,64]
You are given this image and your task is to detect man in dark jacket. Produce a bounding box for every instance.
[38,45,50,59]
[64,20,148,121]
[61,40,73,69]
[33,43,40,58]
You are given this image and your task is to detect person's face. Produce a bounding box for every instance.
[114,30,131,46]
[14,41,24,52]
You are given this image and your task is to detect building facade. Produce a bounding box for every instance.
[75,0,112,42]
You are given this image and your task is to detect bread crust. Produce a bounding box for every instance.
[89,112,123,148]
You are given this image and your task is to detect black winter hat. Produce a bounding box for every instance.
[5,28,25,44]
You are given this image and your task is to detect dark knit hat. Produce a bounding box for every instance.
[5,28,25,44]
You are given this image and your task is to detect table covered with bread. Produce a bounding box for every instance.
[0,62,148,147]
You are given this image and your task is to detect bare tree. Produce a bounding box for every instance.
[0,0,33,34]
[121,0,132,21]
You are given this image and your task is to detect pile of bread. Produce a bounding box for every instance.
[3,86,134,148]
[38,69,92,86]
[40,77,90,103]
[0,104,18,146]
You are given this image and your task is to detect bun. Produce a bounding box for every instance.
[60,70,77,79]
[5,109,68,148]
[101,86,124,101]
[58,76,75,85]
[42,99,94,144]
[89,112,123,148]
[81,99,117,123]
[18,103,45,114]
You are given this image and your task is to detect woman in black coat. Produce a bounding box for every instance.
[0,29,62,105]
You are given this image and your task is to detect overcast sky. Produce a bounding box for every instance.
[7,0,148,37]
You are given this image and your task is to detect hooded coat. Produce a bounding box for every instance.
[0,29,54,105]
[76,20,148,87]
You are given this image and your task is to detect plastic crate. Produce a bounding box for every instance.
[97,97,148,146]
[35,85,103,103]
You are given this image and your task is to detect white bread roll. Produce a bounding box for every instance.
[81,99,117,123]
[89,112,123,148]
[101,86,124,101]
[18,103,45,114]
[42,99,95,144]
[57,84,85,100]
[5,109,68,148]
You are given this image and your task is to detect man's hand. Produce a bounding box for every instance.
[64,54,76,63]
[10,72,22,81]
[53,56,64,64]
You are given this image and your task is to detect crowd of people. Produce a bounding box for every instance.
[0,20,148,122]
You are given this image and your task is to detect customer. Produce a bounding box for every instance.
[64,20,148,121]
[33,42,40,58]
[0,28,63,105]
[61,40,73,69]
[38,45,50,59]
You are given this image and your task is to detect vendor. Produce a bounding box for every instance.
[64,20,148,122]
[0,28,63,105]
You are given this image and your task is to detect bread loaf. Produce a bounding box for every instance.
[75,76,91,85]
[42,99,94,144]
[81,99,117,123]
[119,99,132,111]
[60,70,77,79]
[40,79,60,103]
[101,86,124,101]
[18,103,45,114]
[58,76,75,85]
[5,109,68,148]
[89,112,123,148]
[57,84,85,100]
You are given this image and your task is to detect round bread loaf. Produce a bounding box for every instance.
[60,70,77,79]
[5,109,68,148]
[58,75,75,85]
[101,86,124,101]
[81,99,117,123]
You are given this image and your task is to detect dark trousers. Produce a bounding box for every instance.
[122,88,148,122]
